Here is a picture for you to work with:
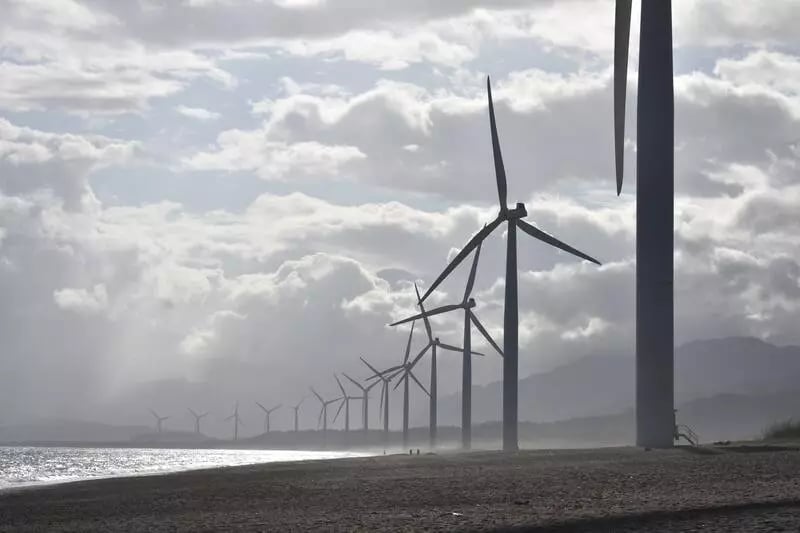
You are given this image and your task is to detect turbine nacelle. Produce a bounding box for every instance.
[503,202,527,220]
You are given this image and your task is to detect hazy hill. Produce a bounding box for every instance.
[434,336,800,426]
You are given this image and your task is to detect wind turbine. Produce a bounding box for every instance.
[310,387,342,447]
[376,321,430,448]
[360,357,401,443]
[256,402,282,434]
[332,374,359,434]
[390,283,481,448]
[187,408,208,435]
[224,402,244,441]
[419,77,601,451]
[614,0,675,448]
[149,409,168,434]
[343,372,380,434]
[291,397,306,433]
[391,247,503,450]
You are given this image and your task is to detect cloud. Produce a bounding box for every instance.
[175,105,222,121]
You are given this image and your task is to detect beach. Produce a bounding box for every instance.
[1,445,800,531]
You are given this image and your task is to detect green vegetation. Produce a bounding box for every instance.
[763,419,800,440]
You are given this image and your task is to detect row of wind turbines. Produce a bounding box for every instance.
[147,75,602,451]
[150,0,678,451]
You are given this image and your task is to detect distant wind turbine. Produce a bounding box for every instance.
[187,408,208,435]
[343,372,380,434]
[419,77,601,451]
[391,252,502,450]
[292,397,306,433]
[310,387,342,448]
[390,283,482,448]
[360,357,401,444]
[255,402,282,434]
[332,374,359,434]
[224,402,244,441]
[149,409,169,434]
[375,321,430,448]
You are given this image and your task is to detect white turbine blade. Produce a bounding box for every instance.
[464,238,483,301]
[470,311,504,357]
[403,320,416,364]
[343,372,366,392]
[516,219,601,265]
[390,303,461,327]
[421,217,502,302]
[615,0,632,195]
[408,370,430,397]
[414,283,434,343]
[407,343,432,371]
[332,398,345,423]
[310,387,324,404]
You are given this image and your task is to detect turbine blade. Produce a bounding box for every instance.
[470,311,504,357]
[421,217,501,302]
[414,283,434,343]
[516,219,601,265]
[317,407,323,429]
[149,408,159,419]
[409,370,430,397]
[256,401,268,413]
[334,374,347,396]
[393,372,407,391]
[310,387,324,404]
[360,357,382,377]
[408,343,432,371]
[437,342,464,353]
[379,381,386,417]
[390,303,462,327]
[614,0,633,195]
[270,404,282,413]
[188,408,197,417]
[464,238,483,301]
[487,76,508,211]
[403,320,416,364]
[333,398,345,423]
[343,372,366,391]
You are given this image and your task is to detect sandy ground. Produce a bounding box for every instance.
[1,445,800,531]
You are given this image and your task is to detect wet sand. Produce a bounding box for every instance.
[1,446,800,531]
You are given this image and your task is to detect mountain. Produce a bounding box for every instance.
[432,336,800,426]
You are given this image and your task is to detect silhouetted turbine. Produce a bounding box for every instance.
[333,374,360,434]
[256,402,282,434]
[419,77,601,451]
[187,408,208,435]
[343,372,380,434]
[292,397,306,433]
[391,247,502,450]
[148,409,169,434]
[614,0,675,449]
[379,321,430,448]
[390,283,482,448]
[361,357,401,444]
[310,387,342,448]
[224,402,243,441]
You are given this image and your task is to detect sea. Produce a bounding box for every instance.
[0,446,369,490]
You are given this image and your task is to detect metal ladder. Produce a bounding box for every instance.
[675,423,699,446]
[673,409,700,446]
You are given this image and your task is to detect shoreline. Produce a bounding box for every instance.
[2,446,800,531]
[0,448,375,495]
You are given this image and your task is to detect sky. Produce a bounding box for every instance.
[0,0,799,431]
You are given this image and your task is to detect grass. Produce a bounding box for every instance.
[763,419,800,440]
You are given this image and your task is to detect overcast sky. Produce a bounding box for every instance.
[1,0,799,428]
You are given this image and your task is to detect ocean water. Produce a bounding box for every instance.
[0,446,369,490]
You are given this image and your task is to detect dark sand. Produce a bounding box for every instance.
[2,446,800,531]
